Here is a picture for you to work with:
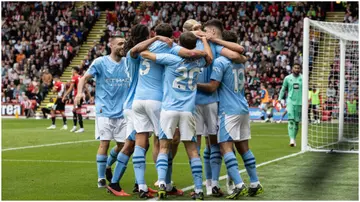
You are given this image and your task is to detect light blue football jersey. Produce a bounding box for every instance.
[156,53,206,113]
[211,56,249,115]
[134,41,181,101]
[87,56,131,118]
[195,40,223,105]
[123,51,140,110]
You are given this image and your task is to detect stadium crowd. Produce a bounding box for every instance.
[1,2,99,114]
[1,2,358,114]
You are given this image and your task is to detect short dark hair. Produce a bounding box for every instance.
[155,23,173,38]
[179,32,197,50]
[72,66,80,73]
[204,19,224,33]
[293,63,301,67]
[222,30,238,43]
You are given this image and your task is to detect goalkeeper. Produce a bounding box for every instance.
[278,63,303,147]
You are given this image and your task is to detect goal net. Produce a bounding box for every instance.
[302,18,359,153]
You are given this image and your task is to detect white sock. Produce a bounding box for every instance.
[250,181,260,188]
[211,180,219,188]
[195,188,203,194]
[166,183,173,192]
[139,184,148,192]
[235,182,244,188]
[206,179,211,186]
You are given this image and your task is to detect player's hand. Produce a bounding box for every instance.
[206,33,216,42]
[62,97,66,103]
[191,30,206,38]
[75,94,82,105]
[192,23,202,31]
[157,36,173,47]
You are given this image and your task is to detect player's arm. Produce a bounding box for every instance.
[75,73,93,105]
[278,77,288,101]
[130,36,172,58]
[62,82,74,102]
[201,36,213,66]
[177,48,207,58]
[140,50,156,62]
[220,48,247,64]
[198,59,223,93]
[197,80,220,93]
[210,37,244,54]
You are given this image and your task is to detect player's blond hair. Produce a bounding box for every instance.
[183,19,201,32]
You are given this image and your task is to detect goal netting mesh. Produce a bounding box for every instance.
[302,18,359,153]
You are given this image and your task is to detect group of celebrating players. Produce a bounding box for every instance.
[47,17,303,200]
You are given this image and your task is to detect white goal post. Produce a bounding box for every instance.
[302,18,359,153]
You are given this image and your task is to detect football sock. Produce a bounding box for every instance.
[203,146,212,181]
[210,144,222,187]
[288,120,296,139]
[73,112,77,126]
[241,150,259,183]
[62,116,67,125]
[165,151,173,185]
[78,114,83,128]
[156,153,168,186]
[106,147,118,167]
[96,154,107,179]
[224,152,243,185]
[51,117,55,125]
[294,122,299,139]
[111,152,129,183]
[133,146,146,190]
[190,157,203,192]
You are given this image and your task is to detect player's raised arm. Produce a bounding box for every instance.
[177,48,207,58]
[197,80,220,93]
[130,36,172,58]
[208,35,244,54]
[140,50,156,62]
[200,36,213,66]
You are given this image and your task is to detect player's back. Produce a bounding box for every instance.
[134,40,180,101]
[123,51,141,110]
[159,53,206,113]
[89,56,131,118]
[212,56,249,115]
[195,40,223,105]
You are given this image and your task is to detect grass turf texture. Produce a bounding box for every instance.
[2,119,358,200]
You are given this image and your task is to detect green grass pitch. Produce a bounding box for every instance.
[1,119,358,200]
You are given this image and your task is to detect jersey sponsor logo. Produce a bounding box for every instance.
[105,78,131,87]
[293,83,299,89]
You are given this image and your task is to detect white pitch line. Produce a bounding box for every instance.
[2,139,97,151]
[148,151,305,201]
[1,159,189,165]
[2,135,285,152]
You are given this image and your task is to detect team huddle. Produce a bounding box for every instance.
[63,19,270,200]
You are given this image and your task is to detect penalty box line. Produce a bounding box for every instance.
[148,151,305,201]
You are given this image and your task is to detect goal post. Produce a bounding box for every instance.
[302,18,359,153]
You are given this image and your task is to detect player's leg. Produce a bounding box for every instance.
[195,104,212,194]
[165,129,184,196]
[218,114,247,199]
[70,107,78,132]
[234,114,263,196]
[47,109,56,129]
[132,100,159,197]
[57,99,67,130]
[157,110,178,199]
[106,117,131,196]
[180,111,204,200]
[287,104,297,146]
[293,105,302,141]
[75,99,85,133]
[204,102,223,197]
